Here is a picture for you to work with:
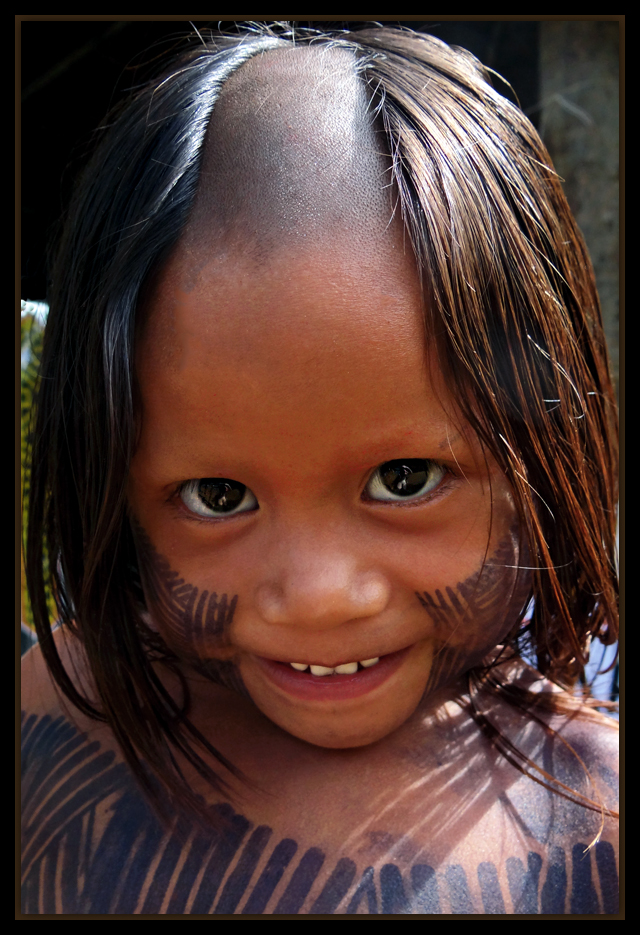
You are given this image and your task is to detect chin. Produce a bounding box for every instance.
[270,706,417,751]
[298,729,386,751]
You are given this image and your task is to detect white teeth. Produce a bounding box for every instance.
[309,665,335,676]
[289,657,381,675]
[334,661,358,675]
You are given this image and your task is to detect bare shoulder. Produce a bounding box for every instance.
[550,701,619,796]
[541,691,619,857]
[21,631,144,915]
[22,626,95,718]
[21,625,124,777]
[484,662,619,859]
[449,662,619,914]
[512,661,618,790]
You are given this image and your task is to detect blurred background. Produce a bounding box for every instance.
[19,18,620,705]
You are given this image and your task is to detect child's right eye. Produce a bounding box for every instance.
[179,478,258,518]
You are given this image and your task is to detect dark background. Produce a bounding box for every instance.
[20,19,540,302]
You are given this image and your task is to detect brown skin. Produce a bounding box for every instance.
[128,226,532,752]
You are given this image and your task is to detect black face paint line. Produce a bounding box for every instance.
[130,519,248,697]
[132,521,238,652]
[416,532,532,695]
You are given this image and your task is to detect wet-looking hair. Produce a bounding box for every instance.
[26,25,618,822]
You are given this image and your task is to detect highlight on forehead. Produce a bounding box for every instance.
[185,46,395,256]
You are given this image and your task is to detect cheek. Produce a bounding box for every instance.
[417,530,532,690]
[187,656,251,698]
[132,521,239,660]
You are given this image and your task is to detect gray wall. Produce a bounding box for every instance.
[538,21,620,394]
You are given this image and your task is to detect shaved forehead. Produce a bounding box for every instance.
[184,46,395,259]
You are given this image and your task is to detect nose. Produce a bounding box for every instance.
[254,541,391,630]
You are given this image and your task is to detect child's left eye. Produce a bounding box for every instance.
[364,459,446,502]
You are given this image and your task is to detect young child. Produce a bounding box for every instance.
[21,26,619,915]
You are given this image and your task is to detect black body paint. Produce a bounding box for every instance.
[411,864,441,913]
[146,818,214,914]
[310,858,357,913]
[141,537,238,649]
[570,843,600,914]
[272,847,325,913]
[506,851,543,913]
[22,712,617,915]
[215,824,273,913]
[194,805,252,913]
[242,838,298,914]
[445,865,475,914]
[594,841,619,914]
[345,867,378,914]
[380,864,410,913]
[477,861,506,913]
[540,845,567,914]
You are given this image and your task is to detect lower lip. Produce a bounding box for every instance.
[252,647,412,702]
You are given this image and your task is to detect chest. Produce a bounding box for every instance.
[21,737,614,915]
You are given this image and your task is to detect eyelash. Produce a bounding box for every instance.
[175,458,453,520]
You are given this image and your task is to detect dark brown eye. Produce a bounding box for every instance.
[180,478,258,517]
[365,459,445,501]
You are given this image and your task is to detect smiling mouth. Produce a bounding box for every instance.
[252,647,412,701]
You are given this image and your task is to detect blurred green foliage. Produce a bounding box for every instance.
[21,307,56,631]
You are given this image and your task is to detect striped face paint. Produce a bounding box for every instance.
[132,520,248,698]
[416,527,533,696]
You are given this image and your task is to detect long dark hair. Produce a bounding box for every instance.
[26,25,618,823]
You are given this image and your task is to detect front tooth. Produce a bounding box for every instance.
[334,662,358,675]
[310,665,335,676]
[359,657,380,668]
[290,663,309,671]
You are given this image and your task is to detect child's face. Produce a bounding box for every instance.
[128,230,531,750]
